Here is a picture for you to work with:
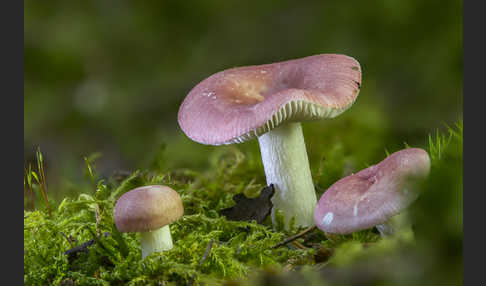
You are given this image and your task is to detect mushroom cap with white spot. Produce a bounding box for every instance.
[178,54,362,145]
[314,148,431,234]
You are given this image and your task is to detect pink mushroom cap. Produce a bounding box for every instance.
[314,148,431,234]
[178,54,362,145]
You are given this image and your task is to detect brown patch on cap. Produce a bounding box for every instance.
[218,73,268,106]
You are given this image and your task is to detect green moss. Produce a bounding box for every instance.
[24,120,462,285]
[24,148,320,285]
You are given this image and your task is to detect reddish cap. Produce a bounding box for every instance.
[178,54,362,145]
[114,185,184,233]
[314,148,430,234]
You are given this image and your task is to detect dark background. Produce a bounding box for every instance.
[24,0,462,200]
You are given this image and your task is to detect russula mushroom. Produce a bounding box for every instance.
[178,54,362,228]
[114,185,183,258]
[314,148,431,235]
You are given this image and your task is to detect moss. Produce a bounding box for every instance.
[24,120,462,285]
[24,148,321,285]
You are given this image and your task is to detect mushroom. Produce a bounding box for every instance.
[314,148,431,236]
[178,54,362,228]
[114,185,184,258]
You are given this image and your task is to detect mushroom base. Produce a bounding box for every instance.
[140,225,173,259]
[258,122,317,229]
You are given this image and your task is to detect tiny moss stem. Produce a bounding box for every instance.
[258,122,317,229]
[140,225,173,259]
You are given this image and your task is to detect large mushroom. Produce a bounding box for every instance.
[114,185,184,258]
[314,148,431,235]
[178,54,361,228]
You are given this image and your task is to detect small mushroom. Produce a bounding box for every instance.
[114,185,183,258]
[314,148,431,235]
[178,54,362,228]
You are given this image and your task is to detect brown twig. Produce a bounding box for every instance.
[187,239,215,286]
[271,226,317,249]
[63,232,110,261]
[59,232,76,248]
[290,240,307,249]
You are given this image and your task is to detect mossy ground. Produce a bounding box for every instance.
[24,120,462,286]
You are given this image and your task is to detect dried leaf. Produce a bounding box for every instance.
[219,184,275,223]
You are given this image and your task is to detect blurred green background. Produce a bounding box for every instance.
[24,0,462,201]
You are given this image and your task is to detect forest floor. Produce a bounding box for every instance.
[24,121,462,286]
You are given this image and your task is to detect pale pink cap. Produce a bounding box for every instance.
[114,185,184,233]
[178,54,362,145]
[314,148,431,234]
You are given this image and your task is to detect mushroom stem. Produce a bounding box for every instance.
[140,225,173,259]
[258,122,317,229]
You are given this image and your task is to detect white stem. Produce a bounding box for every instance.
[140,225,173,259]
[258,122,317,229]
